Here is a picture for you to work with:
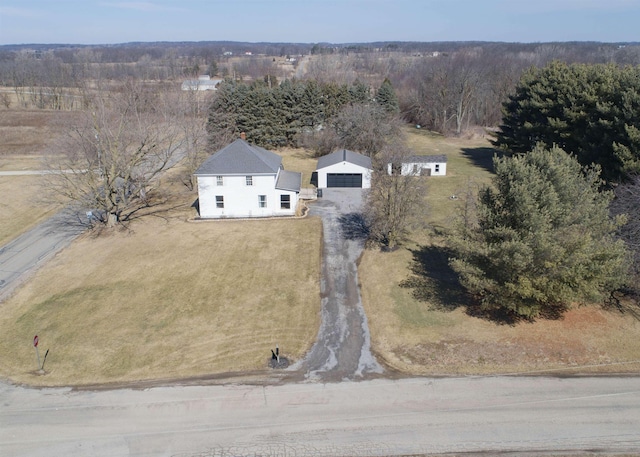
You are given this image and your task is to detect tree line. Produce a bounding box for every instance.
[206,77,399,153]
[2,41,639,133]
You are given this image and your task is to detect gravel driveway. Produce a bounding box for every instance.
[293,188,383,382]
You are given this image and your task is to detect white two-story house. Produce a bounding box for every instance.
[194,139,302,218]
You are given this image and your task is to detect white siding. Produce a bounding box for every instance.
[387,162,447,176]
[197,173,299,218]
[316,161,372,188]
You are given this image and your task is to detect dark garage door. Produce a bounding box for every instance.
[326,173,362,188]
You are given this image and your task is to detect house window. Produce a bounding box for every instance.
[246,176,253,186]
[280,194,291,209]
[435,164,440,173]
[216,176,223,186]
[215,195,224,208]
[258,195,267,208]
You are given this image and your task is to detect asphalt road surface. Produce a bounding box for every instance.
[2,376,639,456]
[0,208,84,302]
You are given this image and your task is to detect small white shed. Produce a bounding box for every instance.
[314,149,372,189]
[388,155,447,176]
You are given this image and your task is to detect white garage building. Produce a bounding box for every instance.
[314,149,372,189]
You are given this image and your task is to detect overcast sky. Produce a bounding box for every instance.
[0,0,638,45]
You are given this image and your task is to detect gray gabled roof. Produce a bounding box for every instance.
[405,154,448,163]
[194,139,282,176]
[275,170,302,192]
[316,149,372,171]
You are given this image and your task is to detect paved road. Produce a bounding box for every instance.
[1,376,639,456]
[0,209,84,301]
[294,189,383,381]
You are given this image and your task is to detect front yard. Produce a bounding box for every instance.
[360,130,640,375]
[0,196,322,386]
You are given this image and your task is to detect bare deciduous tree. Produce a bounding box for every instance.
[168,88,210,190]
[365,144,428,249]
[44,81,186,227]
[0,92,10,108]
[611,175,640,281]
[312,103,403,157]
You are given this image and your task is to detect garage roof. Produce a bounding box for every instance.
[316,149,372,170]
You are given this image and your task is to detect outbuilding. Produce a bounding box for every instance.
[387,155,447,176]
[314,149,372,189]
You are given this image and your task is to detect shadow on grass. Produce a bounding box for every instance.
[401,244,528,325]
[461,147,501,173]
[338,212,369,240]
[400,245,470,312]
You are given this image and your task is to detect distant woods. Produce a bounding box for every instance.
[1,41,639,135]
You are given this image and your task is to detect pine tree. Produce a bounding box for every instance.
[349,79,371,104]
[449,145,628,319]
[207,79,241,149]
[494,61,640,182]
[376,78,399,114]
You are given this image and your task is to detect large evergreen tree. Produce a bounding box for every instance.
[206,78,371,149]
[493,61,640,182]
[376,77,399,114]
[449,145,628,319]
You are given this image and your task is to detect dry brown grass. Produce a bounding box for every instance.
[278,146,318,189]
[0,109,79,159]
[0,110,324,386]
[360,129,640,376]
[0,207,322,386]
[0,109,75,245]
[0,175,61,246]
